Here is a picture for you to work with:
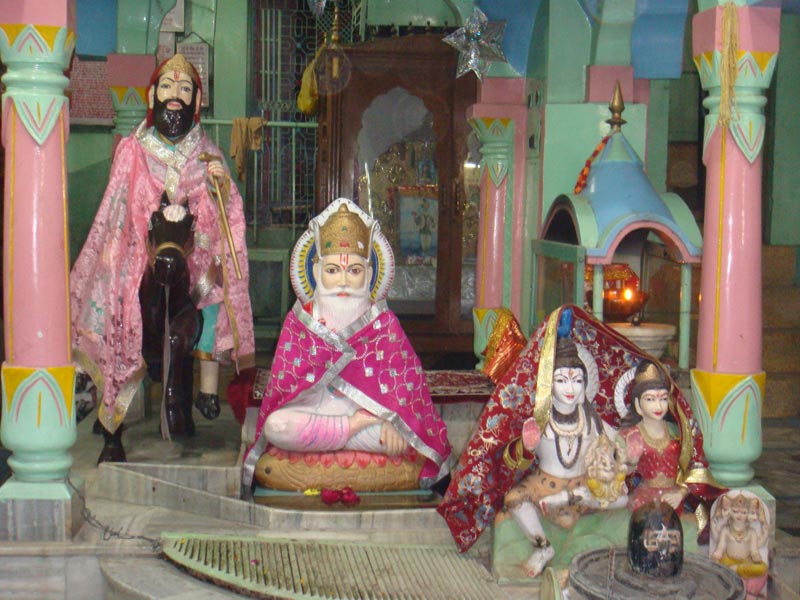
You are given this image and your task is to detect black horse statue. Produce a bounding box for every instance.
[141,195,203,437]
[98,194,202,462]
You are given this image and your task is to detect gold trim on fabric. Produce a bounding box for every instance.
[675,404,695,486]
[192,349,214,361]
[695,503,709,534]
[684,466,720,487]
[98,365,146,434]
[191,263,217,304]
[135,122,203,203]
[72,348,105,396]
[637,423,672,453]
[533,311,560,432]
[485,308,515,366]
[643,473,674,488]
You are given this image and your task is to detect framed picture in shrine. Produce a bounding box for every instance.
[391,185,439,264]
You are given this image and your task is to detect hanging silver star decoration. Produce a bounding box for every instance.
[442,7,507,81]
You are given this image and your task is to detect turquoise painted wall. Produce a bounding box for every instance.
[66,132,114,264]
[646,80,670,193]
[212,0,248,119]
[116,0,175,54]
[544,1,592,103]
[765,13,800,245]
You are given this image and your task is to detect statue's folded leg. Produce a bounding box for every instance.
[264,409,350,452]
[508,502,555,578]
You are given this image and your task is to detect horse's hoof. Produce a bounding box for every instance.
[75,372,97,424]
[195,392,220,420]
[98,425,127,464]
[97,444,127,464]
[165,403,186,434]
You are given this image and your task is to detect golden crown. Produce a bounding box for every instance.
[318,203,371,258]
[157,54,201,87]
[634,361,664,387]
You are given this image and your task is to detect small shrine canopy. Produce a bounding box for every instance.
[542,129,703,265]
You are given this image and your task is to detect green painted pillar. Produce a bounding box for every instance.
[0,1,86,541]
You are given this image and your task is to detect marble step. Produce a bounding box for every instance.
[92,462,453,543]
[101,557,241,600]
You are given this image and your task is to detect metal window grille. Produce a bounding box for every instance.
[251,0,361,231]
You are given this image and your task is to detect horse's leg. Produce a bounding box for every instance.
[140,267,173,435]
[97,423,126,464]
[164,300,202,436]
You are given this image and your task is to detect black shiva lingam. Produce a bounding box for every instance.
[567,502,746,599]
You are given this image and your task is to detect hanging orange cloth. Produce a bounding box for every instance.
[229,117,265,181]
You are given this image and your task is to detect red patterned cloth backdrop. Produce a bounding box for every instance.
[436,304,717,553]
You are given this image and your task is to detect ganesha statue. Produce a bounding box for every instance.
[241,198,451,494]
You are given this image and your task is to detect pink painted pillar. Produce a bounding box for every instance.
[474,168,506,309]
[467,79,528,362]
[0,1,78,487]
[690,5,781,486]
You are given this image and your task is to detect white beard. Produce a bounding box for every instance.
[314,281,372,333]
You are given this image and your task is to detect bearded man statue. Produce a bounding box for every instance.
[70,54,254,462]
[241,198,450,493]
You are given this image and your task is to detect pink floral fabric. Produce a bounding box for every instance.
[242,301,451,488]
[436,305,712,553]
[70,122,254,432]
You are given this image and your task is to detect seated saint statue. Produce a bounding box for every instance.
[437,304,718,582]
[241,198,451,493]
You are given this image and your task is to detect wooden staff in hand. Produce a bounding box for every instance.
[199,152,242,280]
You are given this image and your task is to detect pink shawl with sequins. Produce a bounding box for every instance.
[70,122,254,433]
[242,300,451,489]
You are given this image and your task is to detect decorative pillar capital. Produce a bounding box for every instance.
[109,85,148,137]
[107,53,155,137]
[468,116,514,186]
[692,5,781,163]
[0,24,75,145]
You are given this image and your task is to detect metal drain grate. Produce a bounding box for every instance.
[162,532,502,600]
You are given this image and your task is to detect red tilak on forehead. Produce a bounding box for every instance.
[339,254,350,268]
[173,71,181,80]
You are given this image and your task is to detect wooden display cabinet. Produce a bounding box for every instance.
[316,34,477,354]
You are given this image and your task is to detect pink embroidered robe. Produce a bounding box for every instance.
[242,300,451,489]
[70,122,255,433]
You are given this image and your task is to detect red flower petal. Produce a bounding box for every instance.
[321,488,342,504]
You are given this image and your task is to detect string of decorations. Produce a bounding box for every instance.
[573,134,612,195]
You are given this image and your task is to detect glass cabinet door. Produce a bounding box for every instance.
[355,87,440,319]
[315,34,477,353]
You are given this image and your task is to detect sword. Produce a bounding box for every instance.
[198,152,242,280]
